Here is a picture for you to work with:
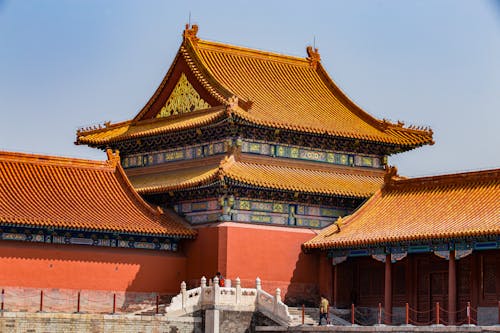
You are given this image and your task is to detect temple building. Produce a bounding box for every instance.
[304,168,500,325]
[74,25,433,304]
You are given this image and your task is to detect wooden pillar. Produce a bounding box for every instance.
[471,253,479,315]
[333,264,338,308]
[448,250,457,325]
[384,253,392,324]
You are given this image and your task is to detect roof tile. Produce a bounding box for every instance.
[304,169,500,249]
[0,151,196,238]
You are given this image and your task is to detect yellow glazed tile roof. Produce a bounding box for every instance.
[76,26,433,148]
[0,151,196,238]
[77,107,226,145]
[193,40,432,145]
[304,169,500,250]
[130,155,384,198]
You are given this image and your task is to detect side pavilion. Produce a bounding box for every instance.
[304,167,500,325]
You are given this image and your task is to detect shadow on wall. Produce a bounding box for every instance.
[284,251,319,307]
[0,241,188,294]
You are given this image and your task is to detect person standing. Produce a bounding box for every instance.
[319,295,329,325]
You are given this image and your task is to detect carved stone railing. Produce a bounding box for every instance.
[165,277,293,326]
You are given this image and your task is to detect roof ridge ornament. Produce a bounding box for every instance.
[106,149,120,167]
[306,46,321,69]
[183,24,199,42]
[384,165,399,184]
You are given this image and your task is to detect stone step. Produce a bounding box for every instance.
[288,307,319,326]
[288,307,351,326]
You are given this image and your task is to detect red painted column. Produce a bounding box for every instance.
[384,254,392,324]
[448,250,457,325]
[333,264,338,308]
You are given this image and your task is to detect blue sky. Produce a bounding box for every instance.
[0,1,499,177]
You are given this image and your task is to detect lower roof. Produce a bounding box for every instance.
[0,151,195,238]
[129,154,384,198]
[303,168,500,250]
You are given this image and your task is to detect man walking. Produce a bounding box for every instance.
[319,295,329,325]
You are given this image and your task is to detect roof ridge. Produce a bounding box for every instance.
[387,168,500,189]
[108,150,195,237]
[107,149,163,219]
[0,150,110,169]
[195,39,310,66]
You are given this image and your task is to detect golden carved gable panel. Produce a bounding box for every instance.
[157,73,210,118]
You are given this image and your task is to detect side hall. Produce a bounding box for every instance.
[306,168,500,325]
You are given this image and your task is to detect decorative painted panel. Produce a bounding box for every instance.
[157,73,210,118]
[250,215,273,223]
[240,139,383,169]
[122,141,228,169]
[0,229,179,252]
[175,197,348,228]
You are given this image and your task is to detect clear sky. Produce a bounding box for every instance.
[1,1,499,177]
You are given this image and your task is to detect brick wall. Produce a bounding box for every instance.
[0,312,202,333]
[218,310,279,333]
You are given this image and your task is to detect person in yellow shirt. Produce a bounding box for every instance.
[319,295,329,325]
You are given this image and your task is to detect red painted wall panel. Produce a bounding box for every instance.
[184,226,219,286]
[0,241,187,293]
[222,222,319,305]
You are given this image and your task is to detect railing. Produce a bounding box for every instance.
[348,301,487,326]
[0,287,163,314]
[165,277,293,326]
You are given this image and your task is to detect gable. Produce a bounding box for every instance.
[136,54,221,121]
[157,73,211,118]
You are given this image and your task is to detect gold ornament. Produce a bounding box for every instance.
[157,73,210,118]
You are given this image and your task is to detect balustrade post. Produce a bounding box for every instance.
[235,277,241,304]
[378,302,382,324]
[256,277,261,290]
[112,293,116,314]
[274,288,281,315]
[351,303,355,325]
[302,304,305,325]
[201,276,207,288]
[1,288,4,311]
[181,281,187,310]
[156,294,159,315]
[213,277,220,305]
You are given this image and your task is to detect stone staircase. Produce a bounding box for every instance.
[288,307,319,326]
[288,307,351,326]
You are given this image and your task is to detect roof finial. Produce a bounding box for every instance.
[306,45,320,69]
[106,149,120,167]
[183,23,199,42]
[384,165,398,184]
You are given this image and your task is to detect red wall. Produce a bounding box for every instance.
[184,225,219,286]
[222,222,319,305]
[0,241,187,293]
[318,252,333,304]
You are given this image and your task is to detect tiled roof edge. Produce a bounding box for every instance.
[0,151,110,170]
[386,168,500,190]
